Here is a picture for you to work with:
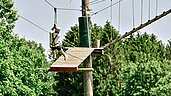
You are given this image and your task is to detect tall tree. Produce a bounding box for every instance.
[0,0,55,95]
[166,39,171,60]
[56,21,171,96]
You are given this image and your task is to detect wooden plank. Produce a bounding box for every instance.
[65,47,103,54]
[78,68,93,71]
[50,47,94,71]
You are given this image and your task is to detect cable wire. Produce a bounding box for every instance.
[156,0,158,16]
[118,0,121,32]
[103,8,171,49]
[57,8,80,11]
[91,0,125,16]
[148,0,151,20]
[19,15,49,33]
[110,0,113,24]
[0,4,50,33]
[65,52,84,61]
[90,0,100,3]
[141,0,143,24]
[44,0,80,11]
[59,0,72,27]
[0,4,76,48]
[44,0,55,8]
[132,0,135,27]
[90,0,107,5]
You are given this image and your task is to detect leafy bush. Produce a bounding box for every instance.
[55,21,171,96]
[0,0,55,95]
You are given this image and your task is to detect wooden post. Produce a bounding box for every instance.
[82,0,90,16]
[79,0,93,96]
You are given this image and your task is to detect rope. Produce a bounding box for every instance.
[54,8,57,25]
[59,0,72,27]
[90,0,107,5]
[44,0,55,8]
[91,0,125,16]
[132,0,135,27]
[44,0,80,11]
[0,4,49,33]
[103,8,171,49]
[0,4,76,48]
[141,0,143,24]
[90,0,100,3]
[57,8,80,11]
[118,0,121,32]
[110,0,112,24]
[148,0,151,20]
[65,52,84,61]
[156,0,158,16]
[19,15,49,33]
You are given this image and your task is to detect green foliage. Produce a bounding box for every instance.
[56,21,171,96]
[0,0,55,95]
[120,60,171,96]
[63,25,79,47]
[166,39,171,60]
[121,33,166,63]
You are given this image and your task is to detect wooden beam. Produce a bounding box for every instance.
[36,68,50,70]
[78,68,93,71]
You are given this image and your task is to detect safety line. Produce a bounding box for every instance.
[156,0,158,16]
[118,0,121,32]
[44,0,80,11]
[90,0,107,5]
[44,0,55,8]
[141,0,143,24]
[103,8,171,49]
[0,4,50,33]
[148,0,151,20]
[0,4,76,48]
[91,0,125,16]
[59,0,72,27]
[132,0,135,27]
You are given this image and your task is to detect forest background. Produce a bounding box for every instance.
[0,0,171,96]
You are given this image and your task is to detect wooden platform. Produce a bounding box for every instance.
[49,47,101,71]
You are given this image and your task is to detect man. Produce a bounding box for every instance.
[50,24,67,60]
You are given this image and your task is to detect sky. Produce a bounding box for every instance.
[12,0,171,53]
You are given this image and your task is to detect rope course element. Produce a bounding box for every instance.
[44,0,55,8]
[91,0,125,16]
[19,15,49,33]
[148,0,151,20]
[90,0,100,3]
[0,4,49,33]
[0,4,76,48]
[90,0,107,5]
[110,0,112,24]
[141,0,143,24]
[65,52,84,61]
[156,0,158,16]
[59,0,72,27]
[44,0,80,11]
[132,0,135,27]
[103,8,171,49]
[118,0,121,32]
[54,8,57,25]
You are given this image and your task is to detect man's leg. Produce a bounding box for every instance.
[51,50,56,59]
[60,49,68,61]
[57,45,67,60]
